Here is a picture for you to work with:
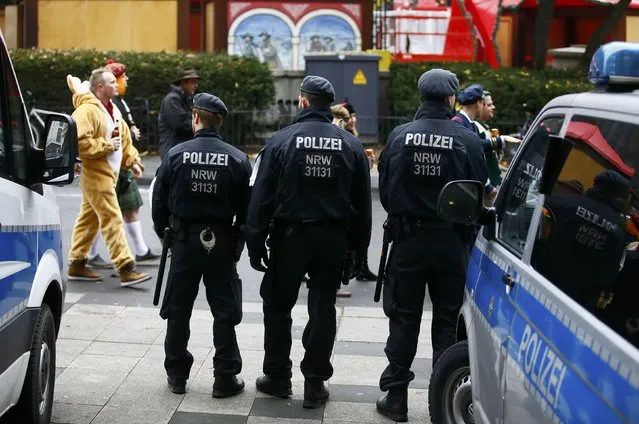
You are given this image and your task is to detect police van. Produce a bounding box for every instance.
[0,31,78,423]
[429,41,639,424]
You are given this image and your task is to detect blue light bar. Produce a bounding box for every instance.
[588,41,639,85]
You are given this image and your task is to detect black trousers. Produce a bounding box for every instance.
[379,226,468,391]
[160,227,242,380]
[260,224,348,381]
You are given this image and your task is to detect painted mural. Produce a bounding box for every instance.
[234,14,293,70]
[298,15,356,66]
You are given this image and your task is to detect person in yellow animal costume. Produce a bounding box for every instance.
[66,68,151,287]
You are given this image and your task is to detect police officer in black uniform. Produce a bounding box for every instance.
[152,93,252,397]
[246,76,372,409]
[376,68,488,422]
[533,169,631,310]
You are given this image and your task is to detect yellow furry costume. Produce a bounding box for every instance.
[66,75,144,271]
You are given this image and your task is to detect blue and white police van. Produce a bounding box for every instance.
[429,42,639,424]
[0,31,78,423]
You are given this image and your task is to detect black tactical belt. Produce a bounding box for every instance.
[274,218,348,229]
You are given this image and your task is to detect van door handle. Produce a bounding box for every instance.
[502,274,515,287]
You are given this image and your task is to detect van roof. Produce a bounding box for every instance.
[544,90,639,115]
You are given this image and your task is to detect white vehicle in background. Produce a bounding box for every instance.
[0,30,78,424]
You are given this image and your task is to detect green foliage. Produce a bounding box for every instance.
[9,48,275,112]
[388,62,592,132]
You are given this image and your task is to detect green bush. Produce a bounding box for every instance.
[10,48,276,148]
[10,48,275,111]
[388,62,592,134]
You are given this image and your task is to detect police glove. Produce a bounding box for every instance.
[250,251,269,272]
[341,250,362,284]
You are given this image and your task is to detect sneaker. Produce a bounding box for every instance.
[336,289,352,298]
[119,262,152,287]
[68,261,103,281]
[87,254,113,269]
[136,249,161,263]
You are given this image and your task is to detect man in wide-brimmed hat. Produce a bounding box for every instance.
[157,68,201,160]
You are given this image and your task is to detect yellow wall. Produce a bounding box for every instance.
[627,16,639,42]
[38,0,178,51]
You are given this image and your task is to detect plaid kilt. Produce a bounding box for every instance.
[116,169,143,211]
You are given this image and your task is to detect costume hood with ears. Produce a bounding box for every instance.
[66,74,95,109]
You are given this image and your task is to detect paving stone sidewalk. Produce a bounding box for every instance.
[52,293,433,424]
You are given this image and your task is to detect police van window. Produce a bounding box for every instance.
[497,116,564,255]
[3,47,30,182]
[531,113,639,348]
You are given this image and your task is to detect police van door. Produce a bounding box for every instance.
[501,108,639,424]
[505,110,639,423]
[470,112,567,424]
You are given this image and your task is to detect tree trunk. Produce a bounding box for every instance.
[531,0,556,70]
[581,0,632,67]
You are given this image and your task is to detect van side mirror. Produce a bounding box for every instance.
[41,113,77,186]
[539,135,574,195]
[437,180,486,223]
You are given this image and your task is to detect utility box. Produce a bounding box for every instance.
[304,54,381,141]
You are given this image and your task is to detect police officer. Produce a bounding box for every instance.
[376,69,487,422]
[152,93,252,397]
[246,75,372,409]
[533,169,631,310]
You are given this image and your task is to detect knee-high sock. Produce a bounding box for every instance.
[88,236,100,260]
[125,221,148,257]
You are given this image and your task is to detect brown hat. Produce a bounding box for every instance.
[173,68,200,84]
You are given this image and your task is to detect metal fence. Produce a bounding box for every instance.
[28,97,530,152]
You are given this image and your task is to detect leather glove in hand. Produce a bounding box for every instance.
[250,249,269,272]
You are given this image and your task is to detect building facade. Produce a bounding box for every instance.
[3,0,639,70]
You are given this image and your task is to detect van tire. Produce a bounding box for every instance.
[428,340,473,424]
[14,303,57,424]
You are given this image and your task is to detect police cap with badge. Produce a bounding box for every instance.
[193,92,228,117]
[457,84,485,105]
[418,68,459,100]
[300,75,335,103]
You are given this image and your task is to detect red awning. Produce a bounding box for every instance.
[566,121,636,177]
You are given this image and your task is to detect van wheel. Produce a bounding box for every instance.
[15,303,56,424]
[428,341,474,424]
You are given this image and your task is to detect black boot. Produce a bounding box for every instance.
[303,379,329,409]
[376,385,408,422]
[355,251,377,281]
[167,377,186,394]
[256,375,293,398]
[212,375,245,398]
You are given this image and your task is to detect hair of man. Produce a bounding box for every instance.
[194,108,223,129]
[89,67,110,92]
[301,91,332,108]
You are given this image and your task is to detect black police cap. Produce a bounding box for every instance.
[300,75,335,103]
[458,84,485,105]
[594,169,631,195]
[418,68,459,100]
[193,93,228,117]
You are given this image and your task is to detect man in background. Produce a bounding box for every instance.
[158,68,200,160]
